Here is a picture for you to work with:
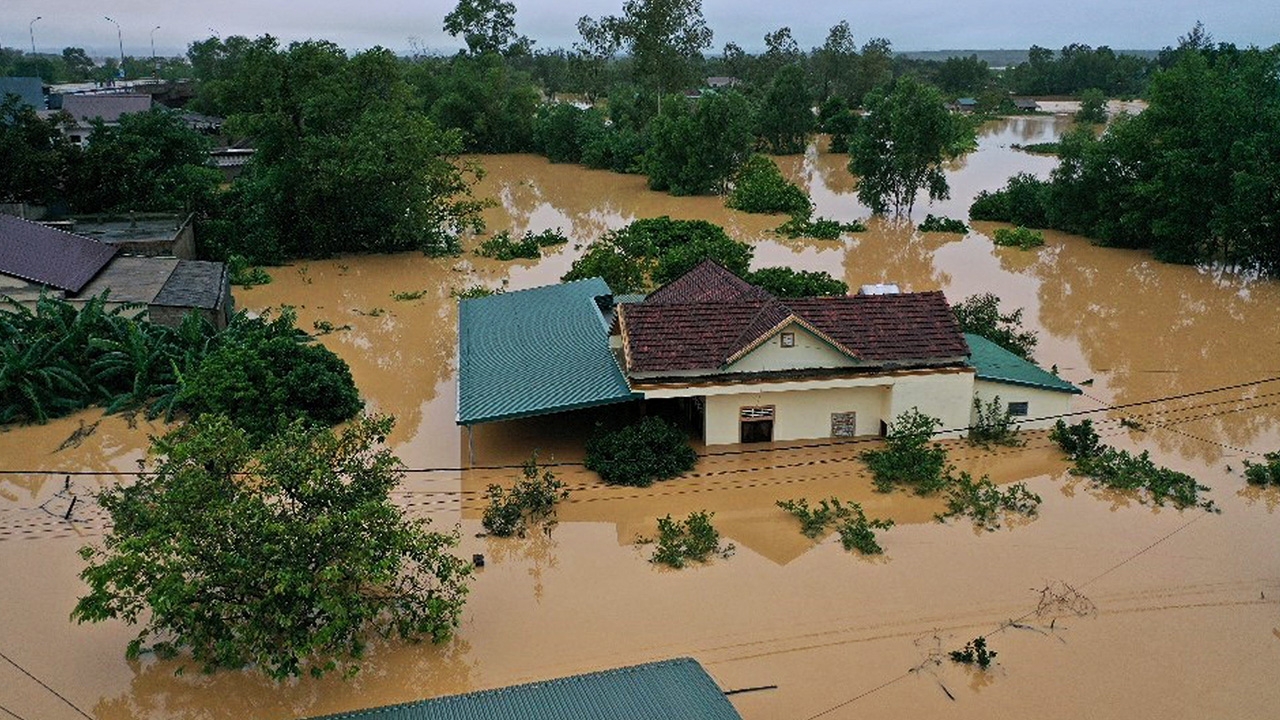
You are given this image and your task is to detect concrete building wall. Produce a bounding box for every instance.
[704,384,891,445]
[0,274,58,303]
[973,380,1074,430]
[725,323,856,374]
[679,369,974,446]
[886,370,976,437]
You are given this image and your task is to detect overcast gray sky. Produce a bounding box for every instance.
[2,1,1275,59]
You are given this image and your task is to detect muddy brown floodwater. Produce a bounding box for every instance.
[2,116,1279,720]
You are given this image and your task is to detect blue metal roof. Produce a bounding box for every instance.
[457,277,638,425]
[965,333,1081,394]
[307,658,743,720]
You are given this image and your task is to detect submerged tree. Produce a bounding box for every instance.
[73,414,472,679]
[849,76,976,216]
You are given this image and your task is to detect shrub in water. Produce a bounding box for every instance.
[1243,452,1280,486]
[585,416,697,487]
[650,511,733,568]
[861,409,950,495]
[482,454,570,538]
[992,226,1045,249]
[726,155,813,216]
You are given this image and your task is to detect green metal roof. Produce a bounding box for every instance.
[306,658,743,720]
[965,333,1081,394]
[458,278,638,425]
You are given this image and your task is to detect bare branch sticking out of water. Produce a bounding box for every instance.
[1034,580,1098,621]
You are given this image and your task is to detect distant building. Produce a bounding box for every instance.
[55,94,153,146]
[0,77,45,109]
[949,97,979,113]
[0,214,231,328]
[1013,97,1040,112]
[705,76,741,89]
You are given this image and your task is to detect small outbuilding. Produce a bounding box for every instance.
[305,657,743,720]
[966,333,1081,429]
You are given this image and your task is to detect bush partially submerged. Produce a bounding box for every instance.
[992,226,1046,249]
[776,497,895,554]
[938,473,1041,531]
[482,455,570,538]
[861,409,950,495]
[918,214,969,233]
[563,217,752,292]
[649,511,733,568]
[585,416,697,487]
[1243,452,1280,486]
[726,155,813,216]
[950,636,997,669]
[776,212,867,239]
[476,228,569,261]
[1050,419,1217,511]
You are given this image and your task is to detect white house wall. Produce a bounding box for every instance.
[703,384,891,445]
[647,368,975,446]
[973,379,1074,431]
[886,370,976,436]
[725,322,856,373]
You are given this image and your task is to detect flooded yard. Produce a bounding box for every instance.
[2,116,1279,719]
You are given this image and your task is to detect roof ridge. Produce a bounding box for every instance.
[722,297,794,365]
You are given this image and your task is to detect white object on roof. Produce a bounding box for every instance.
[859,283,901,295]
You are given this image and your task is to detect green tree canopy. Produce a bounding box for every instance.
[644,89,753,195]
[0,94,69,204]
[755,64,816,154]
[73,414,472,679]
[444,0,519,55]
[951,292,1038,360]
[584,0,714,102]
[64,108,220,214]
[849,76,976,216]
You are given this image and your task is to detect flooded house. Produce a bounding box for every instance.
[457,260,1077,449]
[0,213,231,328]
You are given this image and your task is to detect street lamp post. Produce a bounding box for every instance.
[104,16,124,78]
[151,25,161,75]
[29,16,41,55]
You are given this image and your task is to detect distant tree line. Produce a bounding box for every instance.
[972,36,1280,275]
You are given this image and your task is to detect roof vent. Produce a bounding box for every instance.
[859,283,901,295]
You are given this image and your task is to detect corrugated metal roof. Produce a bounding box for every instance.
[153,260,226,309]
[965,333,1081,394]
[307,658,742,720]
[0,214,118,292]
[458,277,637,425]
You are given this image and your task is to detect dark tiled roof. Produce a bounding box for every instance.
[153,260,227,309]
[644,259,772,305]
[60,94,152,123]
[622,263,968,373]
[0,214,117,293]
[0,77,44,109]
[76,256,178,304]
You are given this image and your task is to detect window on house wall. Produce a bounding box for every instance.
[780,332,795,348]
[1008,401,1029,416]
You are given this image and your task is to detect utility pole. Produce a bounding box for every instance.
[104,16,124,78]
[29,16,41,55]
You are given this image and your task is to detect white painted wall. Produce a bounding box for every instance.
[725,322,856,373]
[688,369,976,445]
[973,380,1074,431]
[704,384,891,445]
[885,370,976,437]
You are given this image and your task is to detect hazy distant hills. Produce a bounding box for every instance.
[897,49,1162,66]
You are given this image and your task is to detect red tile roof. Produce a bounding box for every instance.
[621,261,968,374]
[0,214,118,293]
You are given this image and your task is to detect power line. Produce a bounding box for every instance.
[0,649,93,720]
[3,373,1277,479]
[0,702,30,720]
